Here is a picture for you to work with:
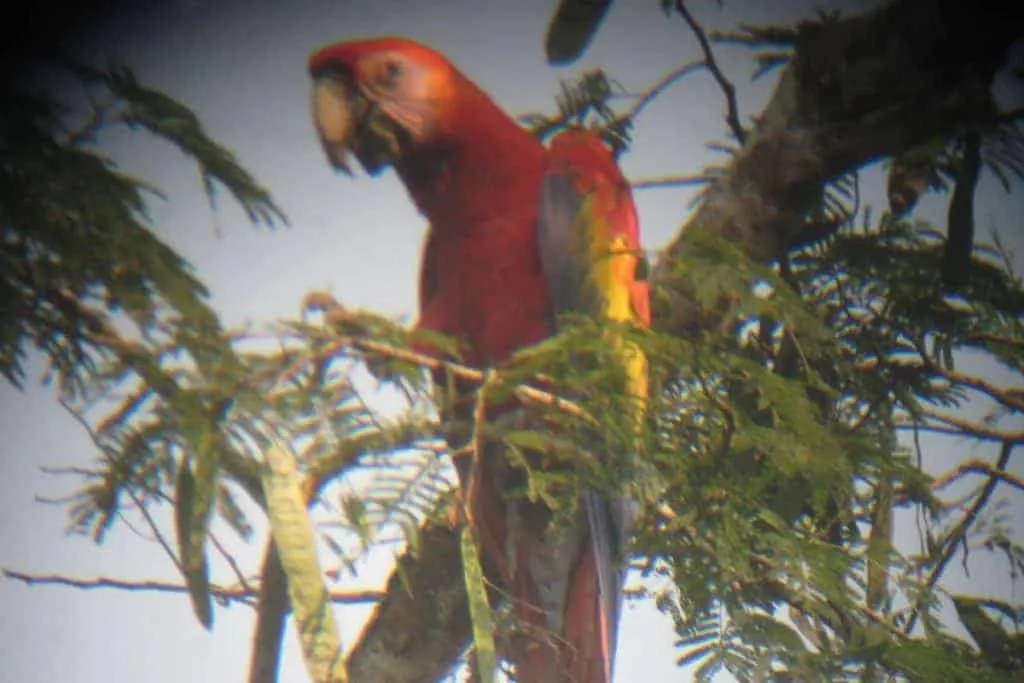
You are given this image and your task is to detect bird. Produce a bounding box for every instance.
[309,37,649,681]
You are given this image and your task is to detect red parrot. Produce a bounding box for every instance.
[309,37,649,682]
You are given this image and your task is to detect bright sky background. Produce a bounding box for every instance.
[1,1,1022,681]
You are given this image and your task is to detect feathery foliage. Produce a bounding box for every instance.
[5,3,1024,683]
[1,60,285,395]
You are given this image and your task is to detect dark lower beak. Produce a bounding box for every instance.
[312,71,408,177]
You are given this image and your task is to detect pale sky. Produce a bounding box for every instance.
[1,1,1021,681]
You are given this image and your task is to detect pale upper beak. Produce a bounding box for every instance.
[312,72,357,175]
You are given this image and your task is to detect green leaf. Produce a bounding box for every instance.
[216,483,253,541]
[262,440,348,682]
[953,596,1024,671]
[174,460,212,628]
[732,611,806,651]
[461,525,498,683]
[881,638,1007,682]
[85,64,287,228]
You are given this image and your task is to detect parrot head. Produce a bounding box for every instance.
[309,37,460,175]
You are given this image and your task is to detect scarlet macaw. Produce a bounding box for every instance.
[309,37,649,682]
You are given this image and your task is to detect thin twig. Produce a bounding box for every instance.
[903,440,1017,634]
[674,0,746,144]
[902,337,1024,414]
[209,533,252,593]
[60,396,264,601]
[350,338,599,428]
[631,174,713,190]
[301,293,599,427]
[58,398,184,572]
[39,465,104,477]
[624,59,705,121]
[964,331,1024,350]
[2,569,383,605]
[932,459,1024,494]
[128,491,183,572]
[927,363,1024,414]
[894,410,1024,444]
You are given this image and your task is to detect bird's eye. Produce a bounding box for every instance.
[381,60,402,88]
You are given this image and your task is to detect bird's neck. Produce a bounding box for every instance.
[395,79,545,232]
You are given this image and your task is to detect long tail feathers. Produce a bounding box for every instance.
[491,455,634,682]
[574,488,632,682]
[583,490,617,681]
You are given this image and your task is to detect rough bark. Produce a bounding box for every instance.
[345,520,472,683]
[653,0,1023,334]
[343,1,1024,680]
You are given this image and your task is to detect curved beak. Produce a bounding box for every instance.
[312,69,410,176]
[312,72,358,175]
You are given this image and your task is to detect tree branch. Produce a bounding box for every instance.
[903,440,1017,633]
[624,59,705,122]
[931,459,1024,495]
[631,173,713,190]
[673,0,746,143]
[1,569,382,605]
[894,408,1024,445]
[920,362,1024,414]
[350,338,599,427]
[249,540,290,683]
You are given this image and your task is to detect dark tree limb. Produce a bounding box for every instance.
[932,460,1024,494]
[673,0,746,143]
[344,2,1024,680]
[625,60,705,122]
[655,0,1023,336]
[941,129,982,287]
[345,520,472,683]
[249,541,290,683]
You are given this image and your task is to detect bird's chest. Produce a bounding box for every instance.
[418,216,553,367]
